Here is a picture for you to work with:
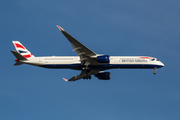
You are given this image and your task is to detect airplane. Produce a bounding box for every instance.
[11,25,164,81]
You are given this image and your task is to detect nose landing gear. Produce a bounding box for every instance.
[153,67,157,75]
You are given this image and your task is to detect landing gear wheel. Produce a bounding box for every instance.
[153,67,157,75]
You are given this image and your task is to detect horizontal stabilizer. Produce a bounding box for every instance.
[10,50,27,60]
[14,62,24,66]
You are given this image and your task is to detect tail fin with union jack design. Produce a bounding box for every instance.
[12,41,35,58]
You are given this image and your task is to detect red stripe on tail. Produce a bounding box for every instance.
[23,53,33,58]
[14,43,25,49]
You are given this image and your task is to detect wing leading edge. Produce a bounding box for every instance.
[56,25,96,56]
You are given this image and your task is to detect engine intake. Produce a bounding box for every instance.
[97,55,110,63]
[95,72,111,80]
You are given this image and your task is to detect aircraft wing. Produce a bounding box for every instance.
[57,25,97,65]
[63,70,100,82]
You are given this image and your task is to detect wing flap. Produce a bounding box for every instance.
[63,70,100,81]
[63,70,86,81]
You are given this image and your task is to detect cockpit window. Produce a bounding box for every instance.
[156,59,159,61]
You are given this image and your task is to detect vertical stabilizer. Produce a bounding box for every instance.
[12,41,35,58]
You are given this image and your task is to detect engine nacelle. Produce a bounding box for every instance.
[95,72,111,80]
[97,55,110,63]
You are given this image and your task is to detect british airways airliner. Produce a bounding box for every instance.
[11,25,164,81]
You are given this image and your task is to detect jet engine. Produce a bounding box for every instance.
[97,55,110,63]
[95,72,111,80]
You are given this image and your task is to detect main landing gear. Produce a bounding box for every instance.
[82,67,91,80]
[153,67,157,75]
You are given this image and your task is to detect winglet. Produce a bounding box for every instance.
[56,25,64,31]
[63,78,68,82]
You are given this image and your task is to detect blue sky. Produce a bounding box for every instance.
[1,0,180,120]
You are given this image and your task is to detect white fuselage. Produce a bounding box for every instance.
[22,56,164,70]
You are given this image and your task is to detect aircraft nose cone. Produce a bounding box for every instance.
[161,62,165,67]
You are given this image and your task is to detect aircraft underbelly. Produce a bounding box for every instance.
[38,63,163,70]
